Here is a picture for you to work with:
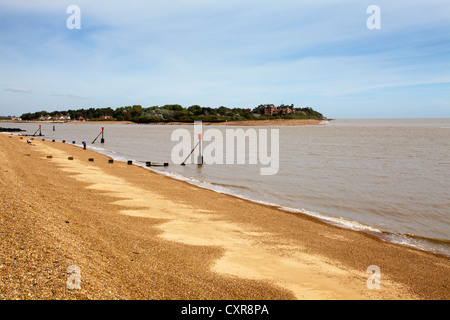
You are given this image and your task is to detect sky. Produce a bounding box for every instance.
[0,0,449,119]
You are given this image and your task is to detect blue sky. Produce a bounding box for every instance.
[1,0,449,118]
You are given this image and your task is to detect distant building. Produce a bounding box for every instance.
[99,115,113,120]
[279,107,293,115]
[39,115,53,121]
[264,106,294,116]
[48,113,71,121]
[264,106,277,116]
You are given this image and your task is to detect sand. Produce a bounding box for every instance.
[0,134,448,300]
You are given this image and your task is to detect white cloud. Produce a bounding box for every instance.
[4,87,32,93]
[50,93,85,99]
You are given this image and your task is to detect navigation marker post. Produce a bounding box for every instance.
[197,133,203,166]
[31,125,43,137]
[181,133,203,166]
[92,127,105,144]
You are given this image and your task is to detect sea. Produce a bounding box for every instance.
[3,118,449,257]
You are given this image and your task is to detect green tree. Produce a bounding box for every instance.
[187,105,203,116]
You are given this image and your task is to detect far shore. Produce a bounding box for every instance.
[1,119,327,126]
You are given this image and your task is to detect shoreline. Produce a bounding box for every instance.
[7,129,447,257]
[28,129,447,259]
[1,119,326,126]
[1,134,448,299]
[104,150,450,259]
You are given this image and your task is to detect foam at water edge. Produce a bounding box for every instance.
[278,206,382,232]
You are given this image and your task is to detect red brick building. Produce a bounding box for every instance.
[264,106,293,116]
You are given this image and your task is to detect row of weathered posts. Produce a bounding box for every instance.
[22,125,174,167]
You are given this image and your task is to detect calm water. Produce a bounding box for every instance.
[4,118,450,256]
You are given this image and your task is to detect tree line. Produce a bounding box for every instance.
[20,104,325,123]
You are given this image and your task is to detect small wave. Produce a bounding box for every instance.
[89,145,109,152]
[380,232,450,257]
[81,145,133,164]
[279,206,450,257]
[278,206,382,233]
[156,171,252,196]
[210,181,253,191]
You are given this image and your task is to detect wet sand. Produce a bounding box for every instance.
[0,134,448,300]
